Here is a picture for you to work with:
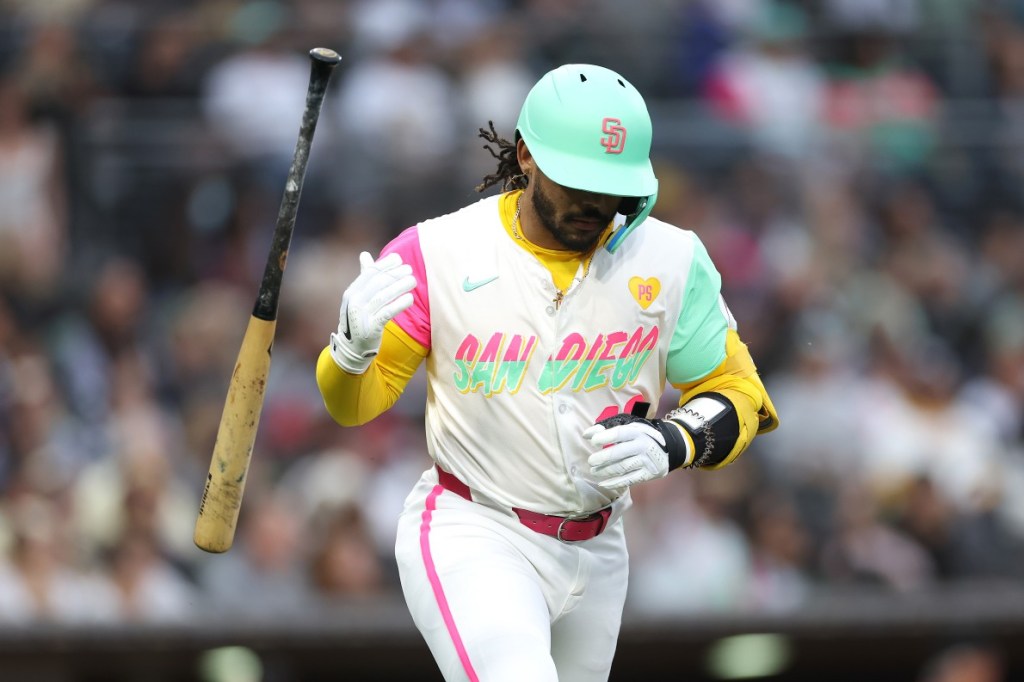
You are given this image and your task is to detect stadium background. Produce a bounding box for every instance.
[0,0,1022,680]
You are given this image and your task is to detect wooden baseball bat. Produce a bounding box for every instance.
[194,47,342,553]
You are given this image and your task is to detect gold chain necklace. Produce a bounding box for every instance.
[511,194,524,241]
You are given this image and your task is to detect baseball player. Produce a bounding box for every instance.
[317,63,779,682]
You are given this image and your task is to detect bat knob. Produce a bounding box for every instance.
[309,47,342,65]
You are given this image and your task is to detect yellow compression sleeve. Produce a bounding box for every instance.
[316,321,427,427]
[671,329,779,469]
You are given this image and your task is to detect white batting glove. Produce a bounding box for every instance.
[329,251,416,374]
[583,414,693,490]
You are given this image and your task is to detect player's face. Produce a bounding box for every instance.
[530,170,620,253]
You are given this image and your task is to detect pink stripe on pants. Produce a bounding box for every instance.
[420,485,479,681]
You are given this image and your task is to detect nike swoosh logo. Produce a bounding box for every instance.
[343,306,352,340]
[462,275,499,292]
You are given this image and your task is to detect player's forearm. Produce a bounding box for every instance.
[668,383,761,470]
[317,322,425,426]
[669,330,778,469]
[317,347,397,425]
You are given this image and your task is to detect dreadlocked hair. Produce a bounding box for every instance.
[475,121,528,193]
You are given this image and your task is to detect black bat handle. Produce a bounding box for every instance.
[253,47,342,321]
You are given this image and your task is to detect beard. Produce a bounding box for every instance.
[531,182,616,253]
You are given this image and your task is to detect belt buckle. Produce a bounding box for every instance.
[556,516,575,543]
[556,511,596,543]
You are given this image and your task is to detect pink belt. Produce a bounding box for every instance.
[435,465,612,543]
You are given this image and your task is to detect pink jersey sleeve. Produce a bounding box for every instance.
[380,226,430,350]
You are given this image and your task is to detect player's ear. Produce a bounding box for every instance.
[516,136,533,173]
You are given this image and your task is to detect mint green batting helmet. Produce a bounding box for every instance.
[516,64,659,252]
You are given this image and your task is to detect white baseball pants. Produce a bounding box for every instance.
[395,468,629,682]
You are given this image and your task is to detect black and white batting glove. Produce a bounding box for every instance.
[583,412,694,490]
[329,251,416,374]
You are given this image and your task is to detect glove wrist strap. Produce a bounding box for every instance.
[329,331,374,374]
[653,420,694,470]
[614,401,694,471]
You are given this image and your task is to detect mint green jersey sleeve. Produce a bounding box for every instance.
[666,233,729,384]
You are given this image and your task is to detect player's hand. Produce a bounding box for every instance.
[329,251,416,374]
[583,414,693,490]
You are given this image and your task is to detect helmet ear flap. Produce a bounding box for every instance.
[606,190,657,253]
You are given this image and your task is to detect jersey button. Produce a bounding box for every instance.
[558,404,568,414]
[545,306,555,316]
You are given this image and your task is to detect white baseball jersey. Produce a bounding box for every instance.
[382,193,729,516]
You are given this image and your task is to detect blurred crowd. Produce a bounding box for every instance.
[0,0,1022,654]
